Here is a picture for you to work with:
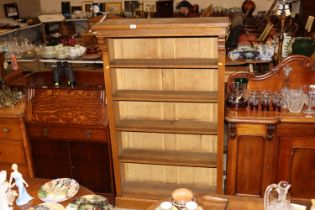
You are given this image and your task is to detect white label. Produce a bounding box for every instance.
[130,24,137,29]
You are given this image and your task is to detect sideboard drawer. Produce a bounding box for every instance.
[0,142,26,164]
[0,118,22,141]
[28,125,109,143]
[277,123,315,137]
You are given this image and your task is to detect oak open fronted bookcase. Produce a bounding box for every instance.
[93,17,229,208]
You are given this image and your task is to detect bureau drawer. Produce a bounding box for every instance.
[0,142,26,164]
[28,125,109,143]
[277,123,315,137]
[0,118,23,140]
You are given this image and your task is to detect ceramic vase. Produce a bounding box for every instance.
[292,37,315,57]
[242,0,255,15]
[258,44,275,61]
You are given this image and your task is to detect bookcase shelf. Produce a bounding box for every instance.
[119,149,217,168]
[122,181,215,200]
[110,58,218,69]
[116,119,217,135]
[113,90,218,103]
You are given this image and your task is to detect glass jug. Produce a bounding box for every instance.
[226,78,248,109]
[264,181,294,210]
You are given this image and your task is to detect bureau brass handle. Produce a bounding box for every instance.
[2,127,10,133]
[43,128,48,137]
[86,130,92,139]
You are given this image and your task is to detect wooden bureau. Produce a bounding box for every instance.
[225,55,315,202]
[24,70,115,200]
[0,101,33,177]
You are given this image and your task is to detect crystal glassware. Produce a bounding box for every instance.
[272,92,283,112]
[248,91,260,111]
[281,65,292,109]
[288,89,304,113]
[303,85,315,115]
[261,90,271,111]
[264,181,294,210]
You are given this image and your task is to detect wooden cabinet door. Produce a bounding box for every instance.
[31,139,72,178]
[277,137,315,199]
[69,141,114,194]
[226,123,277,196]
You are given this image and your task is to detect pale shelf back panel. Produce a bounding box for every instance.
[110,38,218,59]
[113,69,218,91]
[119,132,217,153]
[117,102,218,122]
[124,163,217,186]
[112,36,219,191]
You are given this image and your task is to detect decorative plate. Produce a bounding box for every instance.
[38,178,79,203]
[27,202,65,210]
[65,195,111,210]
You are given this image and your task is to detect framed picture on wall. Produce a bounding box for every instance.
[123,0,139,13]
[71,6,82,13]
[105,2,123,15]
[93,3,106,13]
[3,3,19,19]
[82,1,93,17]
[143,2,156,12]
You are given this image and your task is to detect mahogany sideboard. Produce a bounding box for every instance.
[225,55,315,202]
[22,70,115,200]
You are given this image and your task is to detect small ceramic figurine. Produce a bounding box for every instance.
[0,170,13,210]
[9,163,33,206]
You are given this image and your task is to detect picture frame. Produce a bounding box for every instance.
[92,3,106,12]
[71,6,82,13]
[105,2,122,15]
[143,2,156,12]
[123,0,139,13]
[3,3,19,19]
[99,3,106,12]
[82,1,93,17]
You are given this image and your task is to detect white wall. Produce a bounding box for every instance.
[38,0,274,14]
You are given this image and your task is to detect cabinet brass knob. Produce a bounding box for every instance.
[43,128,48,137]
[2,127,10,133]
[86,130,92,139]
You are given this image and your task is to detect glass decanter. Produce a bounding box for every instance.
[281,65,292,110]
[264,181,294,210]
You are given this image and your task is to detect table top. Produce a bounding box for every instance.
[225,57,273,66]
[0,100,25,118]
[147,194,264,210]
[13,178,94,210]
[226,108,315,124]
